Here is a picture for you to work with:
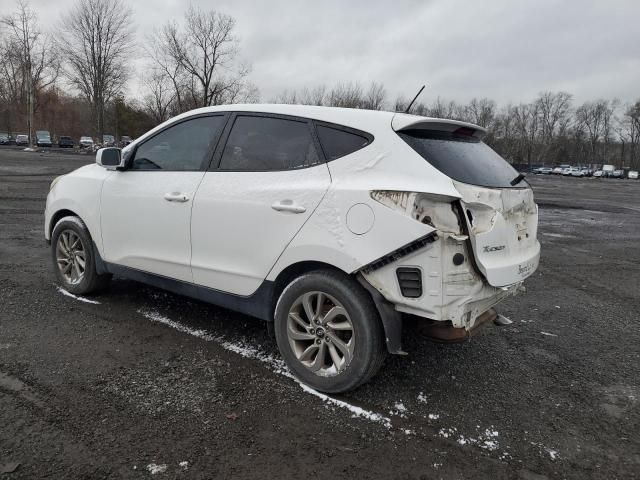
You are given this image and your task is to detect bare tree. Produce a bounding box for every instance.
[327,82,364,108]
[1,0,59,145]
[148,5,253,110]
[142,69,176,124]
[362,82,386,110]
[57,0,134,139]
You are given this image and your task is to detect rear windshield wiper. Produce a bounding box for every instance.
[510,173,526,186]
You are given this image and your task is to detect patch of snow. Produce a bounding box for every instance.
[394,401,407,412]
[546,448,559,460]
[146,463,167,474]
[403,429,414,435]
[56,286,100,304]
[299,382,392,429]
[540,331,558,337]
[23,147,36,152]
[178,461,188,470]
[438,427,456,438]
[428,413,440,420]
[417,392,428,403]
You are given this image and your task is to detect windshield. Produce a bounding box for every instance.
[36,131,50,139]
[398,130,524,188]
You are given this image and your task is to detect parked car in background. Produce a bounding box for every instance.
[612,169,624,178]
[628,170,639,180]
[120,135,132,147]
[554,164,570,174]
[15,134,29,146]
[45,104,540,393]
[602,165,615,177]
[580,168,593,177]
[0,133,9,145]
[58,136,75,148]
[36,130,52,147]
[102,134,115,147]
[79,136,94,149]
[570,168,584,177]
[533,167,553,174]
[593,170,604,177]
[563,167,579,176]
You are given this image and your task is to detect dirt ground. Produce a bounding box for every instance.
[1,147,639,479]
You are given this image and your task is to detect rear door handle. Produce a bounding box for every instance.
[164,192,190,203]
[271,200,306,214]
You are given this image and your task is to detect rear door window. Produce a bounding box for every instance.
[219,115,320,171]
[398,130,522,188]
[316,125,371,160]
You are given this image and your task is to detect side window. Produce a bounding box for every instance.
[219,116,320,171]
[316,125,371,161]
[131,115,225,171]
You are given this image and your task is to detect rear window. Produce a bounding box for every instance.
[316,125,371,160]
[398,130,522,188]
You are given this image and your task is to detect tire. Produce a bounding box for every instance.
[51,216,111,295]
[274,269,386,393]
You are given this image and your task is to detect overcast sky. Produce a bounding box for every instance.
[30,0,640,105]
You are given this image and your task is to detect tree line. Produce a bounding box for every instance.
[0,0,638,169]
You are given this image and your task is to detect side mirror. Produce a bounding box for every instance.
[96,147,124,170]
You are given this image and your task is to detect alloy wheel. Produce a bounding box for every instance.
[286,291,355,377]
[56,229,86,285]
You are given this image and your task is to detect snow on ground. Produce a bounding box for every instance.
[56,286,101,304]
[146,463,167,474]
[139,309,391,429]
[299,383,392,429]
[540,331,558,337]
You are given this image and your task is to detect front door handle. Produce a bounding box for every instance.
[271,200,306,214]
[164,192,190,203]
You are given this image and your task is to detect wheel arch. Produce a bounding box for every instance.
[49,208,81,239]
[268,260,404,355]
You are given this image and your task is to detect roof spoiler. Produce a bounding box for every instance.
[391,113,487,139]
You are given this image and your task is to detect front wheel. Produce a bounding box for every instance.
[51,216,111,295]
[274,270,386,393]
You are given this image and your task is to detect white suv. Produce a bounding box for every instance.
[45,105,540,392]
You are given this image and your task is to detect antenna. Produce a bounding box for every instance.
[404,85,426,114]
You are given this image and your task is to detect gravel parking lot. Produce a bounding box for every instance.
[1,147,639,479]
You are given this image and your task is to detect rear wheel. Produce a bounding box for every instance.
[274,270,386,393]
[51,216,111,295]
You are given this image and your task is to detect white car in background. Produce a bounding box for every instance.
[79,136,94,149]
[629,171,638,179]
[44,105,540,392]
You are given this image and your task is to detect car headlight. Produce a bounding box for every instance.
[50,175,63,191]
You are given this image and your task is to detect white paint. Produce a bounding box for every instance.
[56,286,101,304]
[146,463,167,474]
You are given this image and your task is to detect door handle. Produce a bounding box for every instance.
[271,200,306,214]
[164,192,190,203]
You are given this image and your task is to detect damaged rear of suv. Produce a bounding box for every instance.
[360,116,539,345]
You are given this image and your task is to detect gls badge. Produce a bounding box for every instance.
[483,245,506,253]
